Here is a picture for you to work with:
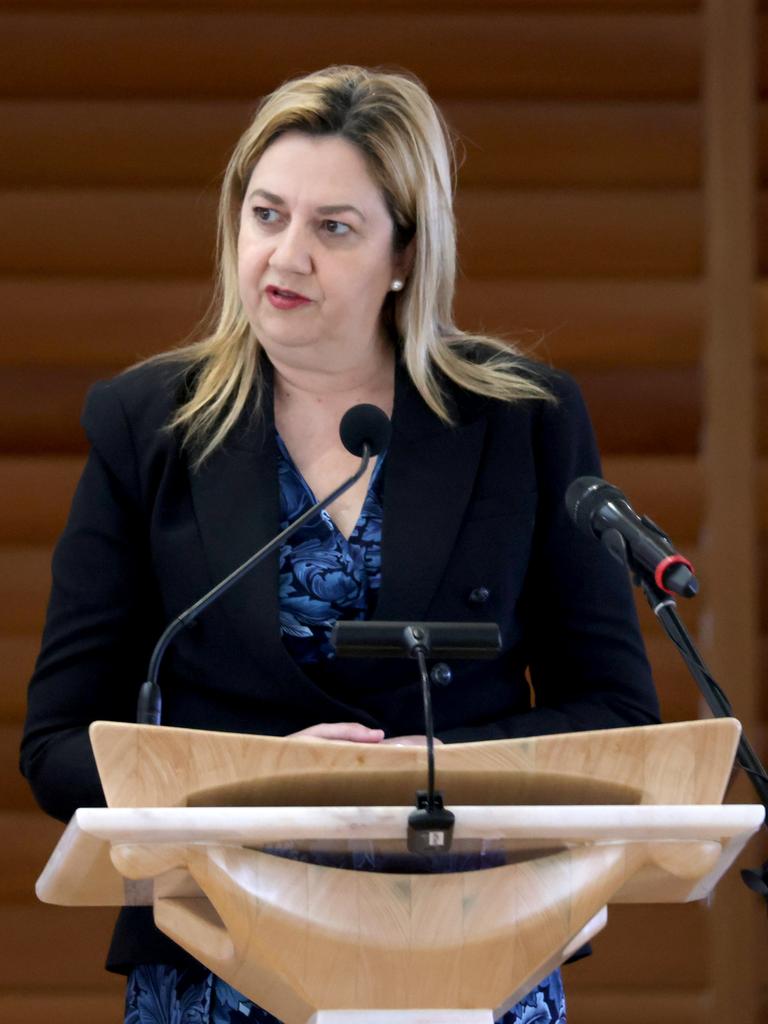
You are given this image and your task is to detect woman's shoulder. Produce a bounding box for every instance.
[448,341,586,418]
[82,356,190,439]
[79,356,194,476]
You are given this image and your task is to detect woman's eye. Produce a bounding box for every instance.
[323,220,351,237]
[253,207,279,224]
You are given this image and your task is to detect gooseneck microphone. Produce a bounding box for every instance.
[565,476,698,598]
[566,476,768,901]
[136,403,391,725]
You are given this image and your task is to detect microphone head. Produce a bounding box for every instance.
[339,403,392,457]
[565,476,625,537]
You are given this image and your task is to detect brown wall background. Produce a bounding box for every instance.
[1,1,766,1021]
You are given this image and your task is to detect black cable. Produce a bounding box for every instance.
[415,646,436,808]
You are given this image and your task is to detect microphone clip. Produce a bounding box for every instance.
[407,790,455,854]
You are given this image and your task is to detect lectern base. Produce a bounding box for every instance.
[310,1012,494,1024]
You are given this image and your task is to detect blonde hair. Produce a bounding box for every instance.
[155,65,551,464]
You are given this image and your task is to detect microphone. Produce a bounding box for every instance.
[339,403,391,457]
[565,476,698,599]
[136,403,391,724]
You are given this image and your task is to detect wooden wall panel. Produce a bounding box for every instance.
[0,188,701,278]
[1,991,125,1024]
[0,457,82,543]
[0,365,705,456]
[0,637,42,720]
[0,366,115,454]
[2,2,764,1023]
[0,99,701,188]
[0,726,42,812]
[0,279,210,367]
[0,0,704,8]
[3,278,701,368]
[0,905,123,988]
[0,11,699,100]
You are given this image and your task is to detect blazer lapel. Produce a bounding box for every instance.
[188,406,285,657]
[376,366,487,621]
[188,359,487,670]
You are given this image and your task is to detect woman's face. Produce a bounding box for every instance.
[237,131,406,369]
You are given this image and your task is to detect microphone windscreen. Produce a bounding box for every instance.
[339,404,392,457]
[564,476,622,534]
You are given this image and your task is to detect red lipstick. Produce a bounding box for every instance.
[265,285,311,310]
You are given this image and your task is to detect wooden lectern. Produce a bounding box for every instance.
[37,718,763,1024]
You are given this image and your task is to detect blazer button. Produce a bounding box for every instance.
[430,662,452,687]
[468,586,490,606]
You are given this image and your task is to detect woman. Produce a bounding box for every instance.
[21,65,659,1023]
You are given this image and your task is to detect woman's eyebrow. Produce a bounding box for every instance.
[247,188,285,205]
[316,204,366,221]
[246,188,366,222]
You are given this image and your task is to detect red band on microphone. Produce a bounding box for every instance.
[655,554,695,594]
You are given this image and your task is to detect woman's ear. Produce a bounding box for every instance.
[394,238,416,286]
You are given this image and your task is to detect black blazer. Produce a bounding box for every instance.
[21,353,658,969]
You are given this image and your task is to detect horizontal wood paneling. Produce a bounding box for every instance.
[453,101,701,188]
[0,991,123,1024]
[0,1,702,9]
[0,365,703,455]
[0,811,64,902]
[756,280,768,356]
[0,55,729,185]
[0,723,40,811]
[0,904,122,988]
[0,457,82,543]
[646,634,704,722]
[566,989,712,1024]
[0,189,702,278]
[601,455,701,539]
[759,540,768,632]
[577,367,700,454]
[1,456,695,548]
[0,548,53,635]
[486,279,702,367]
[758,193,768,273]
[760,103,768,183]
[0,12,700,101]
[0,190,218,277]
[0,99,252,189]
[757,367,768,453]
[0,99,701,189]
[0,366,114,454]
[0,636,41,722]
[568,903,712,988]
[456,190,701,278]
[1,278,702,369]
[0,278,209,368]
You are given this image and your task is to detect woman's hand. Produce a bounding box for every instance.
[289,722,385,743]
[287,725,444,746]
[380,735,444,746]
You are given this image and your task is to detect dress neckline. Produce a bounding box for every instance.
[274,429,386,543]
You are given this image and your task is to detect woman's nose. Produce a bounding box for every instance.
[269,223,313,275]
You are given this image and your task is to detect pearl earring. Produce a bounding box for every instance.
[390,279,404,292]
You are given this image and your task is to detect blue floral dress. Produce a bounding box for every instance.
[124,435,566,1023]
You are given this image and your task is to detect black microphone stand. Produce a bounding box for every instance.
[605,527,768,902]
[401,625,456,855]
[331,620,501,854]
[136,444,375,725]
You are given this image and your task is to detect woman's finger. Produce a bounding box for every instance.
[289,722,385,743]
